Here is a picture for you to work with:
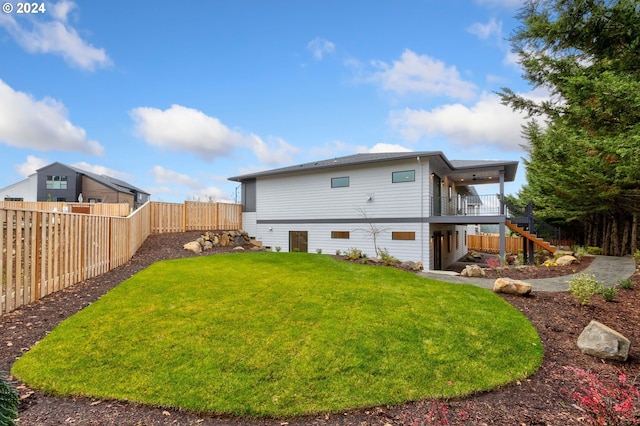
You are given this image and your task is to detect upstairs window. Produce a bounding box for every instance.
[392,170,415,183]
[331,231,350,239]
[46,175,68,190]
[331,176,349,188]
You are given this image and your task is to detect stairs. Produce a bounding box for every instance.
[506,219,557,254]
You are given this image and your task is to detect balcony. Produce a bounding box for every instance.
[431,194,505,217]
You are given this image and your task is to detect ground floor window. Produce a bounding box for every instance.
[3,197,23,201]
[331,231,350,239]
[392,231,415,240]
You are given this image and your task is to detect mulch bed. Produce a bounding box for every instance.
[1,232,638,425]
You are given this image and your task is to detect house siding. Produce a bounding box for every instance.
[247,159,433,264]
[81,176,134,207]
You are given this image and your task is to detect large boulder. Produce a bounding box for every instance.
[556,255,578,266]
[400,261,423,272]
[183,241,202,254]
[461,264,485,277]
[493,278,532,295]
[577,320,630,361]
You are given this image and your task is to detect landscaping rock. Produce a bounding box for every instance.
[461,264,485,277]
[233,246,245,251]
[577,320,630,361]
[493,278,532,295]
[400,261,423,272]
[183,241,202,254]
[556,255,578,266]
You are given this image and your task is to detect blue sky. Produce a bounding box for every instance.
[0,0,543,203]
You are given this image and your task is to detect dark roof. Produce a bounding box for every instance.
[229,152,518,182]
[38,162,149,195]
[229,152,452,181]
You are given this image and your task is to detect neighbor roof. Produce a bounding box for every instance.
[229,152,518,182]
[38,162,150,196]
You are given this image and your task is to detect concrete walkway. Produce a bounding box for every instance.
[418,255,638,292]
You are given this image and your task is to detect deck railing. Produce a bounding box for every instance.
[432,194,504,216]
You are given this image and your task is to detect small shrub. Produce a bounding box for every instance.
[542,259,558,267]
[567,273,603,306]
[275,246,281,253]
[572,245,588,261]
[379,248,399,265]
[586,246,604,255]
[344,247,362,261]
[634,249,640,263]
[563,366,640,426]
[600,286,618,302]
[316,248,322,255]
[0,374,19,426]
[335,249,341,256]
[618,278,634,289]
[486,257,501,270]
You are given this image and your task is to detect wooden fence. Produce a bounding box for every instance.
[1,201,241,315]
[150,201,242,233]
[0,201,131,217]
[468,234,524,254]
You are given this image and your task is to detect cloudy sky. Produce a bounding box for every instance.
[0,0,538,202]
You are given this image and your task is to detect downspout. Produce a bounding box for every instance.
[417,156,424,265]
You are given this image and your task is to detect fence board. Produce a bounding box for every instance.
[1,200,242,315]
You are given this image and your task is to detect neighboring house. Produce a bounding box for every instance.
[229,152,518,271]
[1,162,150,209]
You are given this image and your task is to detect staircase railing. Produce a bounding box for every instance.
[505,200,562,244]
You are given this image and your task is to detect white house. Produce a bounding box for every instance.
[229,152,518,271]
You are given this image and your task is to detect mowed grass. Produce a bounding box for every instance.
[12,252,542,417]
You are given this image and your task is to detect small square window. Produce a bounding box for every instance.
[392,170,415,183]
[331,177,349,188]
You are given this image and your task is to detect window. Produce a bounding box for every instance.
[46,175,68,190]
[392,170,415,183]
[331,231,350,239]
[392,231,415,240]
[331,177,349,188]
[447,231,452,253]
[456,231,459,249]
[4,197,23,201]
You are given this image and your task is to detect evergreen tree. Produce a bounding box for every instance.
[500,0,640,255]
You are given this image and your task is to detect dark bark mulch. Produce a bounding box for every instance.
[1,232,638,425]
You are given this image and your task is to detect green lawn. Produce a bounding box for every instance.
[12,252,542,417]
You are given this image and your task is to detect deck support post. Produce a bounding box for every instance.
[499,170,506,258]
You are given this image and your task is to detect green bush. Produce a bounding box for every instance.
[572,245,588,261]
[316,248,322,255]
[567,273,603,306]
[600,286,618,302]
[586,246,603,255]
[618,278,634,289]
[0,374,19,426]
[275,246,281,253]
[379,248,399,265]
[344,247,362,260]
[634,249,640,263]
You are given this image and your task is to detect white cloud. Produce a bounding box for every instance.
[369,49,477,100]
[307,37,335,60]
[72,162,132,180]
[0,80,104,155]
[151,165,200,188]
[130,104,245,161]
[248,135,299,165]
[467,17,502,40]
[0,1,111,71]
[16,155,49,177]
[131,104,297,165]
[149,165,232,203]
[389,92,533,151]
[358,143,413,153]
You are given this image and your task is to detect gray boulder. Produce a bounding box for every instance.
[577,320,630,362]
